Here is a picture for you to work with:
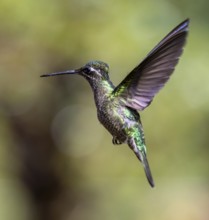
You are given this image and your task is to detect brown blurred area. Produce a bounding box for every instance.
[0,1,209,220]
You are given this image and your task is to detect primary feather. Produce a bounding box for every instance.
[113,19,189,110]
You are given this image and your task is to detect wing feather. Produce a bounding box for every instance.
[113,19,189,111]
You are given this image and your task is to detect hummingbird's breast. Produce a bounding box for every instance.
[97,97,141,143]
[91,80,144,143]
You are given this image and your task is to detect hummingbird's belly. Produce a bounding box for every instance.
[99,115,128,143]
[97,104,139,143]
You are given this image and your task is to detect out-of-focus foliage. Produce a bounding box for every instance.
[0,0,208,220]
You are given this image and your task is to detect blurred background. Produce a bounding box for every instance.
[0,0,208,220]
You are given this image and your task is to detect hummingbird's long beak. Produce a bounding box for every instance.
[40,68,81,77]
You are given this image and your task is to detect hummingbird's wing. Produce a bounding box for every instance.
[113,19,189,111]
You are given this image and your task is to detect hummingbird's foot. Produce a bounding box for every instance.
[112,137,122,145]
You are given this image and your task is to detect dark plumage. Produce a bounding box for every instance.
[41,19,189,187]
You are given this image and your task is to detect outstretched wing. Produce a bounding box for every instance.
[113,19,189,111]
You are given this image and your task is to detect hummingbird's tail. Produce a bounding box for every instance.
[129,138,155,187]
[138,150,155,188]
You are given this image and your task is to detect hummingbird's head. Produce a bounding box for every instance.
[82,61,110,81]
[41,60,110,81]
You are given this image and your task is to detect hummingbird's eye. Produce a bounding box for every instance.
[83,67,91,74]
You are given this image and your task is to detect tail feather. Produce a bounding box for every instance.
[140,151,155,187]
[128,138,155,187]
[136,150,155,188]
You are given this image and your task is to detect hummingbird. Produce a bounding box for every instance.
[41,19,189,187]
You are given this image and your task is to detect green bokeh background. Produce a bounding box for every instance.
[0,0,208,220]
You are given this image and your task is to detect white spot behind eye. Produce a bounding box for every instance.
[90,67,102,77]
[90,67,96,72]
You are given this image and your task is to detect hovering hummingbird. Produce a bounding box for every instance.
[41,19,189,187]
